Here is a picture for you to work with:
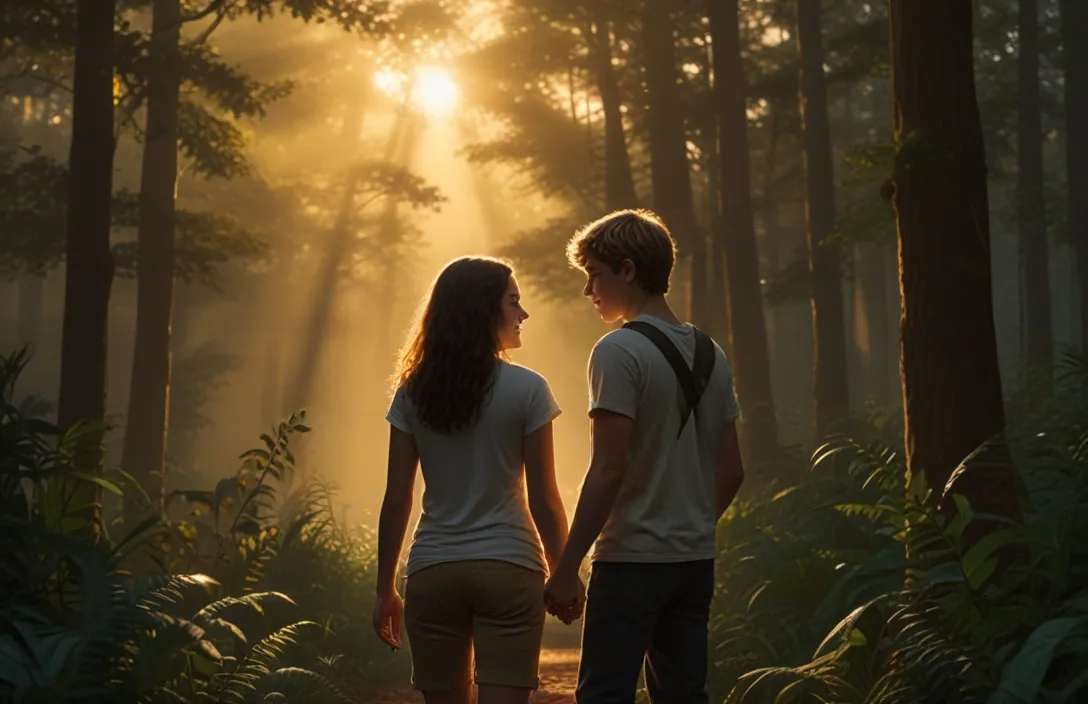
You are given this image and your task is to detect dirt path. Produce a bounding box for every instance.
[368,648,579,703]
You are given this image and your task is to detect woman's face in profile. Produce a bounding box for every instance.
[497,274,529,351]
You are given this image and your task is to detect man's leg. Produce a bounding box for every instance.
[643,560,714,704]
[576,562,664,704]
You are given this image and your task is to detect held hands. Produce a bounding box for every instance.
[544,567,586,625]
[372,589,404,650]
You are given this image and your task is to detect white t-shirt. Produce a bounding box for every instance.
[586,314,741,563]
[386,361,561,576]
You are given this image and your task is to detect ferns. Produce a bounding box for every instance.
[714,353,1088,704]
[1,350,406,702]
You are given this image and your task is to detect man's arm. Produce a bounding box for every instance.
[716,421,744,520]
[376,426,419,598]
[553,409,632,576]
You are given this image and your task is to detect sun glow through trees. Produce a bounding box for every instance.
[373,65,460,117]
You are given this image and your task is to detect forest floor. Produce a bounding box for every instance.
[369,648,579,703]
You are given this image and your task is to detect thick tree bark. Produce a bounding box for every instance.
[796,0,849,438]
[122,0,182,524]
[588,4,639,211]
[1060,0,1088,350]
[641,0,706,328]
[1017,0,1053,385]
[708,0,778,455]
[57,0,116,537]
[889,0,1017,516]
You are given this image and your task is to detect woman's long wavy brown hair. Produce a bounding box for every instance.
[392,256,513,434]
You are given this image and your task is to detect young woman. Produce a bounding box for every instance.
[372,256,572,704]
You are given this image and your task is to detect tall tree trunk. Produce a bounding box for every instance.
[57,0,116,539]
[641,0,705,328]
[588,4,639,211]
[121,0,182,524]
[1017,0,1052,387]
[16,274,44,351]
[889,0,1017,516]
[709,0,778,456]
[1061,0,1088,350]
[796,0,849,438]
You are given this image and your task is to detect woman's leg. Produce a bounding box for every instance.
[469,561,547,704]
[405,563,475,703]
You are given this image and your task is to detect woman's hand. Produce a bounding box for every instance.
[544,567,585,625]
[372,590,405,649]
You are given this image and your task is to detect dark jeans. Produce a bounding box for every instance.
[576,559,715,704]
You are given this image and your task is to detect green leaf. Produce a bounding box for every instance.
[69,471,123,496]
[989,616,1088,704]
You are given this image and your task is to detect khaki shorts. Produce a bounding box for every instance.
[404,559,546,691]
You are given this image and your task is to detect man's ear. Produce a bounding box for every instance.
[620,258,637,284]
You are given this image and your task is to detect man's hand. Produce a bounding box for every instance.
[544,567,585,625]
[372,589,404,649]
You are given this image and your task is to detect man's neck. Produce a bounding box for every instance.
[624,294,681,326]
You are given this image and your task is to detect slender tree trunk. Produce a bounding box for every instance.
[796,0,849,438]
[1017,0,1052,387]
[889,0,1017,517]
[1060,0,1088,350]
[709,0,778,455]
[286,95,369,414]
[588,5,639,211]
[122,0,182,523]
[641,0,705,328]
[57,0,116,538]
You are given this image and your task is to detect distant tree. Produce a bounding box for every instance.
[1060,0,1088,350]
[1017,0,1053,387]
[796,0,849,439]
[707,0,778,456]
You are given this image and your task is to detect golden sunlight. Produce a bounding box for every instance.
[373,65,460,117]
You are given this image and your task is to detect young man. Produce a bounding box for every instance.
[543,209,746,704]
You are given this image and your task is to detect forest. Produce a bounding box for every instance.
[1,0,1087,702]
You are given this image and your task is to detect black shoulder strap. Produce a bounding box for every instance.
[622,321,716,438]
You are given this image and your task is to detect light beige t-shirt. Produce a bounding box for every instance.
[587,314,741,563]
[386,361,561,576]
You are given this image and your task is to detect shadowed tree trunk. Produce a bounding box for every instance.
[587,2,639,211]
[1017,0,1052,387]
[641,0,706,329]
[122,0,182,524]
[57,0,117,538]
[889,0,1018,518]
[796,0,849,438]
[708,0,778,456]
[1060,0,1088,350]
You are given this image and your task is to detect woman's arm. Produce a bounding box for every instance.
[376,425,419,599]
[524,421,569,573]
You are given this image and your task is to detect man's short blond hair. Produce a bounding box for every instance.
[566,209,677,295]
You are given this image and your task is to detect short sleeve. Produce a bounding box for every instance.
[386,386,413,433]
[525,375,562,435]
[588,338,639,419]
[718,348,741,423]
